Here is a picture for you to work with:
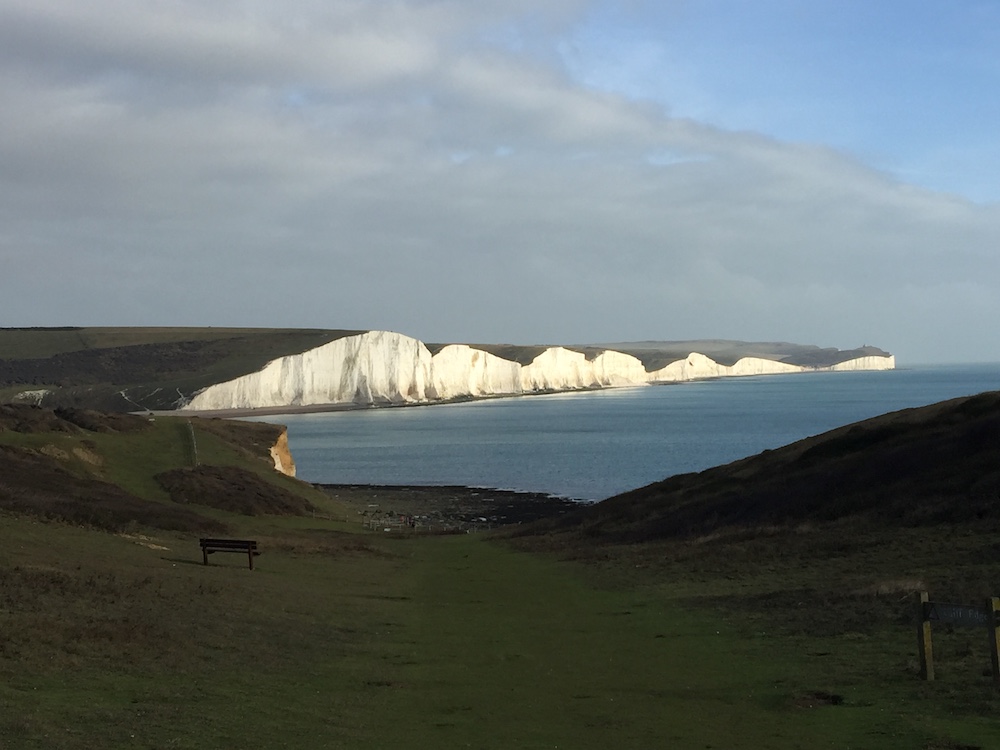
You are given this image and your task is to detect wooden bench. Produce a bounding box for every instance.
[199,538,260,570]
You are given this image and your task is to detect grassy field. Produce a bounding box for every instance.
[2,400,1000,748]
[3,513,1000,748]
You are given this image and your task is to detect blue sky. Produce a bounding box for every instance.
[0,0,998,363]
[564,1,1000,202]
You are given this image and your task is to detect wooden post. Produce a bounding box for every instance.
[988,597,1000,689]
[917,591,934,681]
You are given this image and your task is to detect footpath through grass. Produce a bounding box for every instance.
[5,514,998,748]
[357,534,1000,750]
[362,535,873,749]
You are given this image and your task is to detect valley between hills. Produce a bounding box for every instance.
[1,382,999,747]
[0,329,1000,750]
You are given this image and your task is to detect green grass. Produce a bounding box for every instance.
[3,398,1000,748]
[89,419,195,500]
[0,515,402,748]
[354,536,849,749]
[508,520,1000,747]
[0,410,348,529]
[4,513,1000,749]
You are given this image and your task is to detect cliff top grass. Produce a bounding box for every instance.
[0,327,363,411]
[0,404,345,532]
[0,326,359,360]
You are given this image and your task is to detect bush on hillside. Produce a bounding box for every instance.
[0,444,227,533]
[156,465,317,516]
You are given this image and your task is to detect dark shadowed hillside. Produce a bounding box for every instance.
[521,390,1000,543]
[0,326,362,411]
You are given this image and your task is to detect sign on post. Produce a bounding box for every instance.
[917,592,1000,688]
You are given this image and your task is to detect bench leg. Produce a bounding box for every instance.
[202,548,208,565]
[248,548,254,570]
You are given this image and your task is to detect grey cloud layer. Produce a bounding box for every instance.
[1,0,998,362]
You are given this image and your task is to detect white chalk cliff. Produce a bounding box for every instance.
[181,331,895,412]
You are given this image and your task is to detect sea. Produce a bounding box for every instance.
[246,363,1000,501]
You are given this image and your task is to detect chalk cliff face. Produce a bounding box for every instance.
[648,353,806,382]
[431,344,521,399]
[269,429,296,477]
[826,355,896,372]
[185,330,433,411]
[520,348,651,391]
[181,331,896,412]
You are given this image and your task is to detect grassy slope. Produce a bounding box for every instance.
[0,327,359,360]
[499,390,1000,747]
[0,405,346,530]
[3,397,1000,747]
[530,390,1000,543]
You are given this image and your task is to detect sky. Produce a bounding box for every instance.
[1,0,999,364]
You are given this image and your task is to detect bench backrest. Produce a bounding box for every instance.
[199,538,258,550]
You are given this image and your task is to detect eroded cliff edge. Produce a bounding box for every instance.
[269,429,296,477]
[179,331,894,413]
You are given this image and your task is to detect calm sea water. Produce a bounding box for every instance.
[248,364,1000,501]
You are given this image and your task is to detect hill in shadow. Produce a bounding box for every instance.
[0,442,228,533]
[516,390,1000,544]
[157,465,318,517]
[0,327,362,411]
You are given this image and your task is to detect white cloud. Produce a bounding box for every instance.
[0,0,998,362]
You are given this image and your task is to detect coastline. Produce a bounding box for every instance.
[164,384,630,419]
[167,401,378,419]
[316,483,587,529]
[180,331,895,414]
